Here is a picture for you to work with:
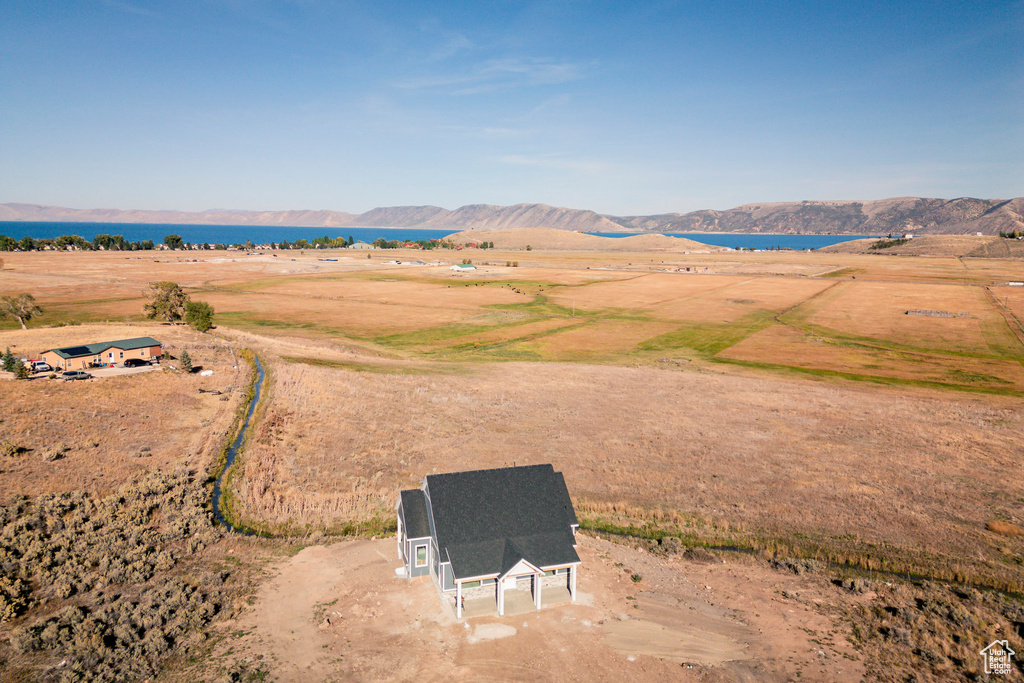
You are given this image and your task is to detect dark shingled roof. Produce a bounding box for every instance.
[426,464,579,580]
[399,489,431,539]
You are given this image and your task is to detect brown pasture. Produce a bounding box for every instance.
[0,324,246,496]
[795,280,1019,355]
[226,344,1024,592]
[719,324,1024,391]
[546,273,739,312]
[511,320,680,360]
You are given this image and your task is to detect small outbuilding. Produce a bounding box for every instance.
[396,464,580,619]
[41,337,163,371]
[449,263,477,271]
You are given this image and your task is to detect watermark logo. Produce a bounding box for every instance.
[980,640,1015,675]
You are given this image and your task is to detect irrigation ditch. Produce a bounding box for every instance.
[211,351,266,535]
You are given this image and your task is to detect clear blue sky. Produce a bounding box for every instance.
[1,1,1021,215]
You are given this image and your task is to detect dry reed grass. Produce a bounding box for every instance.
[224,348,1024,590]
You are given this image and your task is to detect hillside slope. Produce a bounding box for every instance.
[3,196,1022,235]
[445,227,726,251]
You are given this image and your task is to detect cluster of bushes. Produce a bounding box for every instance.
[0,469,228,681]
[999,230,1024,239]
[870,237,909,250]
[11,576,222,681]
[849,579,1024,679]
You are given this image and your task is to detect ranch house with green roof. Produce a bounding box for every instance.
[40,336,163,371]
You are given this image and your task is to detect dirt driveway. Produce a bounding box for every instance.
[202,536,864,682]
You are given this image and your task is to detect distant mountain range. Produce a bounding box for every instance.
[2,196,1022,235]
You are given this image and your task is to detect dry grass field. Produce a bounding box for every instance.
[2,235,1024,680]
[0,324,247,496]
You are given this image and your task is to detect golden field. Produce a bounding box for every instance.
[5,242,1021,570]
[2,237,1024,681]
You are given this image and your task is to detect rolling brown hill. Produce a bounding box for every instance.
[445,227,727,251]
[0,203,359,228]
[608,197,1024,236]
[818,234,1024,258]
[3,196,1023,235]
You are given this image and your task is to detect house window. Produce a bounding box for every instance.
[462,580,480,589]
[415,545,427,567]
[119,351,124,359]
[544,570,556,577]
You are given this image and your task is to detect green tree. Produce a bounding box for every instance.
[144,281,190,323]
[0,293,42,329]
[13,362,29,380]
[163,234,184,250]
[2,348,16,372]
[185,300,215,332]
[179,350,193,373]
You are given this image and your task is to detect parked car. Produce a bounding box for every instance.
[31,361,52,373]
[61,370,92,381]
[123,358,149,368]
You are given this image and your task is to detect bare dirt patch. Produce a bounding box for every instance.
[208,536,862,682]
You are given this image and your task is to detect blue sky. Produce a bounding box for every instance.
[1,1,1021,215]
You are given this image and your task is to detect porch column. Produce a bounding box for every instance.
[534,573,543,609]
[497,580,505,616]
[456,580,463,619]
[570,565,577,602]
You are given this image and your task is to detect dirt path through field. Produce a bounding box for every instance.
[220,536,864,682]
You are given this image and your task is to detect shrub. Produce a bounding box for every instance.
[0,469,229,679]
[0,575,30,621]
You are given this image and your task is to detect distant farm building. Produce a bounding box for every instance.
[347,241,374,250]
[449,263,477,272]
[396,464,580,619]
[40,337,163,371]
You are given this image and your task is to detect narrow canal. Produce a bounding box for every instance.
[212,354,265,533]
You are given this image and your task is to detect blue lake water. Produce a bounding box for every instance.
[0,221,872,250]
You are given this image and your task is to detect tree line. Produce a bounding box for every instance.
[0,234,157,251]
[1,232,504,252]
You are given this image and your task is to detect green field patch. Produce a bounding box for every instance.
[443,321,589,353]
[214,311,358,340]
[820,268,865,278]
[944,368,1013,385]
[373,316,536,349]
[638,310,776,356]
[715,357,1024,397]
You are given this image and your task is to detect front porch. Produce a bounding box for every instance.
[452,585,573,619]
